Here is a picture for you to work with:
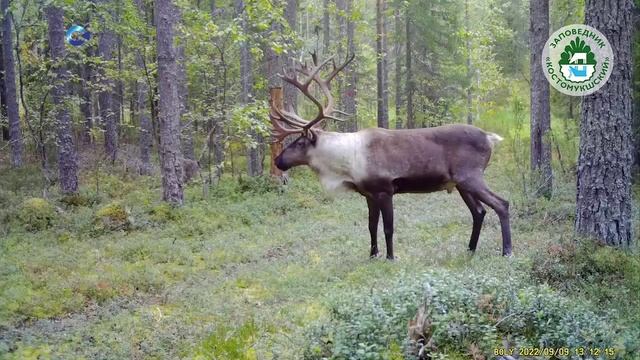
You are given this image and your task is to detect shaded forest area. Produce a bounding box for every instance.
[1,0,640,358]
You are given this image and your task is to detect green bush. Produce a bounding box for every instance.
[17,198,56,231]
[94,202,131,232]
[304,270,639,359]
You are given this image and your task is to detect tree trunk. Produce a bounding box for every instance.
[236,0,262,177]
[0,31,7,142]
[344,0,357,131]
[465,0,473,125]
[323,0,330,56]
[177,44,195,160]
[529,0,552,197]
[2,0,23,167]
[156,0,184,205]
[210,1,225,180]
[405,8,414,129]
[283,0,298,113]
[46,5,79,194]
[394,3,402,129]
[576,0,634,247]
[97,0,118,163]
[376,0,389,128]
[79,48,93,145]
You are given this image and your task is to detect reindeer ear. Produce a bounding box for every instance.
[307,129,318,145]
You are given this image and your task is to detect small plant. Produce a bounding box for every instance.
[94,202,131,232]
[17,197,56,231]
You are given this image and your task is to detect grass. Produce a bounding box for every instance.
[1,139,639,359]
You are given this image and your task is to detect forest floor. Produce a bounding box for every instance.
[1,148,639,359]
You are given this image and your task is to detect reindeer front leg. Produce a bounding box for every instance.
[366,197,380,258]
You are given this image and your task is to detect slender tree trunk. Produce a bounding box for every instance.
[376,0,389,128]
[137,74,153,175]
[156,0,184,205]
[323,0,330,56]
[0,31,7,142]
[2,0,23,167]
[529,0,552,197]
[394,3,402,129]
[344,0,357,131]
[79,48,93,145]
[465,0,473,125]
[283,0,298,113]
[576,0,634,247]
[236,0,262,176]
[46,5,78,194]
[210,1,225,180]
[97,0,118,163]
[405,8,414,129]
[177,44,195,160]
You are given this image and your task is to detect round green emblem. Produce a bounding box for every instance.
[542,24,614,96]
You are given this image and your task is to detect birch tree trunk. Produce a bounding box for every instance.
[177,44,195,160]
[283,0,298,113]
[344,0,357,132]
[465,0,473,125]
[97,0,118,163]
[156,0,184,205]
[236,0,262,177]
[576,0,634,247]
[405,7,414,129]
[46,5,79,194]
[394,3,402,129]
[376,0,389,128]
[2,0,23,167]
[529,0,552,197]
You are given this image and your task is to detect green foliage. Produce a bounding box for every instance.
[195,320,259,359]
[304,269,639,359]
[94,202,131,232]
[18,198,56,232]
[559,37,596,65]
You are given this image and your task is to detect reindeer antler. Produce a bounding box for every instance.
[270,53,355,142]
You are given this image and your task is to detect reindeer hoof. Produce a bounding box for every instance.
[386,255,396,261]
[502,250,513,257]
[369,252,380,259]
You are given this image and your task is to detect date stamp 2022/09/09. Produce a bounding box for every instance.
[494,346,617,358]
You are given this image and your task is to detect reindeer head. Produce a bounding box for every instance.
[271,53,354,171]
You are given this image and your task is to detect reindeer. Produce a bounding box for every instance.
[270,54,512,259]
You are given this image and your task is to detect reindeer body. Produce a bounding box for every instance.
[270,53,511,259]
[308,124,499,196]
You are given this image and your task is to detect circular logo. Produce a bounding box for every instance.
[65,25,91,47]
[542,24,613,96]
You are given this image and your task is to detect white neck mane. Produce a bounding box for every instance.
[307,131,368,193]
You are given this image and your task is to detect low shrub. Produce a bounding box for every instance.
[304,269,638,359]
[94,202,131,232]
[17,198,56,231]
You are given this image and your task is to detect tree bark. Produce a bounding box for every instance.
[376,0,389,128]
[283,0,298,113]
[529,0,552,197]
[177,44,195,160]
[2,0,23,167]
[79,48,93,145]
[97,0,118,163]
[156,0,184,205]
[344,0,357,132]
[576,0,634,247]
[394,3,402,129]
[0,31,7,142]
[46,5,79,194]
[405,7,414,129]
[465,0,473,125]
[323,0,330,56]
[236,0,262,177]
